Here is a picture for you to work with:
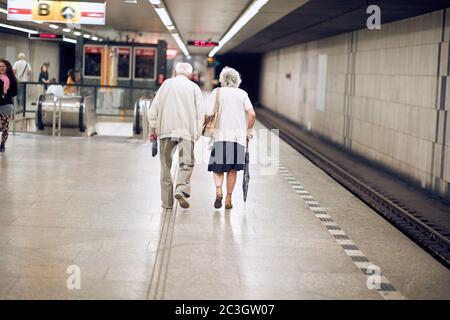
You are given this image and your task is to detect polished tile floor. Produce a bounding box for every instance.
[0,124,449,299]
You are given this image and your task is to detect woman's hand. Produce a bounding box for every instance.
[247,129,254,141]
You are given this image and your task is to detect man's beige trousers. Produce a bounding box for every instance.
[159,138,195,208]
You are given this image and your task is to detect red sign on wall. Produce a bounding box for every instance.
[135,48,156,57]
[118,48,130,55]
[85,46,102,54]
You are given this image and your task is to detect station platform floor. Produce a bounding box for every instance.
[0,122,449,300]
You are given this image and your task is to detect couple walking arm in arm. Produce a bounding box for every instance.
[148,63,255,210]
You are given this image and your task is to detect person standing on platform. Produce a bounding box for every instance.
[0,59,18,153]
[148,62,204,209]
[64,69,78,96]
[206,67,256,210]
[38,63,50,84]
[12,53,31,109]
[13,53,31,82]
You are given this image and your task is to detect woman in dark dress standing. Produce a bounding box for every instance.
[0,59,18,152]
[206,67,256,209]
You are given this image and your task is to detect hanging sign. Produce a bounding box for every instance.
[7,0,106,25]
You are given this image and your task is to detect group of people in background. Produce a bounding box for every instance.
[148,62,256,210]
[0,53,80,153]
[2,57,256,211]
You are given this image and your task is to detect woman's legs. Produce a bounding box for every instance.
[0,114,10,147]
[213,172,224,208]
[213,172,224,192]
[225,170,237,207]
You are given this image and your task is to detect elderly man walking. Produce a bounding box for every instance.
[148,62,204,209]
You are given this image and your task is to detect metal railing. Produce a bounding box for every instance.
[133,97,153,141]
[15,81,158,117]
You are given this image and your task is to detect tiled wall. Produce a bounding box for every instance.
[260,9,450,200]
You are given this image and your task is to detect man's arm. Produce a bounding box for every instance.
[147,88,161,141]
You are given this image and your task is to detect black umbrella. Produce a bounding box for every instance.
[243,138,250,203]
[151,140,158,157]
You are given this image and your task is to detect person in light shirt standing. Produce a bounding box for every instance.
[13,53,31,83]
[206,67,256,210]
[148,62,204,210]
[13,53,31,109]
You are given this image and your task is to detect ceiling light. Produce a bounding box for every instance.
[73,31,82,36]
[83,34,91,39]
[62,28,71,33]
[49,24,59,29]
[155,8,172,26]
[63,37,77,44]
[91,36,98,41]
[172,34,189,57]
[150,1,190,58]
[0,8,8,14]
[209,0,269,57]
[0,23,38,34]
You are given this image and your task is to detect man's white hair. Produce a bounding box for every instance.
[175,62,193,77]
[219,67,242,88]
[18,53,26,59]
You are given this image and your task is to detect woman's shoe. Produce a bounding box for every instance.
[225,194,233,209]
[0,144,5,152]
[225,200,233,210]
[214,193,223,209]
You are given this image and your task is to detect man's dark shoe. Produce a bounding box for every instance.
[0,144,5,152]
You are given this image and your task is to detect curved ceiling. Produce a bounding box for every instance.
[230,0,450,53]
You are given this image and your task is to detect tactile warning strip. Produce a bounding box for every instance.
[275,161,406,300]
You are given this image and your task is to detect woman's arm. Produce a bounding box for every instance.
[5,80,18,99]
[246,108,256,139]
[243,93,256,139]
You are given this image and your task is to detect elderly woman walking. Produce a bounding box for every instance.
[0,59,18,153]
[206,67,256,209]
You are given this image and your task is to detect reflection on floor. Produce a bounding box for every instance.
[96,122,134,137]
[0,122,449,300]
[13,114,136,138]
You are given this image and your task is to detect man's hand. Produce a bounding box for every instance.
[148,133,157,142]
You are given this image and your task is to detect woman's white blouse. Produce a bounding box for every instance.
[206,87,254,147]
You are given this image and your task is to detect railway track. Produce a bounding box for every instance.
[257,107,450,268]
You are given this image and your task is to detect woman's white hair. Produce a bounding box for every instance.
[175,62,193,77]
[219,67,242,88]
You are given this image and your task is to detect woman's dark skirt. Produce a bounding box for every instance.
[208,141,245,173]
